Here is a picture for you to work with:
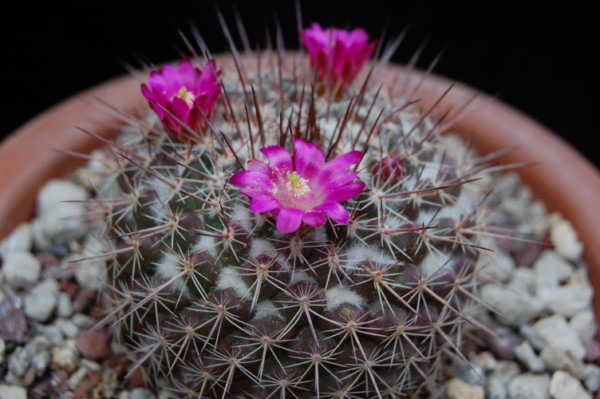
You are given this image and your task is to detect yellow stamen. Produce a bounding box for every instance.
[286,171,311,196]
[178,86,196,106]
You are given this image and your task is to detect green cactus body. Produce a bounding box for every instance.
[89,51,500,398]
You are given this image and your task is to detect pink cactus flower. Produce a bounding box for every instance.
[300,22,376,94]
[141,59,221,140]
[230,139,365,234]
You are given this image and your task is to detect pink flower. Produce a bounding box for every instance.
[141,59,221,140]
[230,139,365,234]
[300,23,376,93]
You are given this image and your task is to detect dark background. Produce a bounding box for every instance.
[4,1,599,167]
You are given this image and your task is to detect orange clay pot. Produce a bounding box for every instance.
[2,53,600,327]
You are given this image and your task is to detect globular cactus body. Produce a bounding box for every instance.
[89,23,500,398]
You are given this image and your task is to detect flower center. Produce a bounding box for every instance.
[178,86,196,107]
[285,171,311,196]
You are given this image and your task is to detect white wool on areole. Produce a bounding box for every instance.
[325,285,366,311]
[252,299,285,321]
[249,238,278,259]
[153,253,190,296]
[216,266,251,299]
[342,244,395,272]
[192,235,217,258]
[290,270,317,284]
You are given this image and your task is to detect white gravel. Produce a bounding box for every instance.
[0,385,27,399]
[507,373,550,399]
[549,370,591,399]
[24,279,60,322]
[2,251,41,289]
[36,178,89,245]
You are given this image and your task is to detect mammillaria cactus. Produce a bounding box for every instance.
[87,23,512,398]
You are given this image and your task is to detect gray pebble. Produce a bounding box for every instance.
[545,284,593,317]
[549,370,591,399]
[583,364,600,392]
[0,222,32,257]
[3,251,41,289]
[8,335,51,377]
[31,350,51,376]
[474,351,497,371]
[539,346,585,379]
[549,214,583,260]
[79,359,101,371]
[569,309,597,343]
[529,315,585,360]
[67,367,89,390]
[533,250,574,284]
[51,339,79,372]
[514,341,545,372]
[31,218,53,252]
[72,313,94,327]
[74,257,107,291]
[490,361,521,384]
[507,268,535,294]
[57,293,73,318]
[73,236,107,291]
[481,284,543,326]
[130,388,157,399]
[0,385,27,399]
[477,251,515,283]
[2,372,24,387]
[37,179,89,244]
[24,279,60,322]
[55,318,79,338]
[486,376,508,399]
[34,324,65,347]
[507,373,550,399]
[445,378,484,399]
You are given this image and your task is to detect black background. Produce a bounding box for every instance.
[4,1,599,167]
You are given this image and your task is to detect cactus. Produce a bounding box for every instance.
[87,22,508,398]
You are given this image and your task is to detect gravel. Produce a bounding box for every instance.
[549,370,591,399]
[36,179,89,246]
[507,373,551,399]
[2,251,41,289]
[0,385,27,399]
[23,279,59,322]
[1,156,599,399]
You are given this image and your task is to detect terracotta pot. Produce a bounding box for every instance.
[2,53,600,322]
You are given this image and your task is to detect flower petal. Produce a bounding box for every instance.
[250,195,281,213]
[261,145,293,171]
[303,211,327,227]
[314,202,350,224]
[230,170,273,188]
[324,181,366,202]
[246,159,271,175]
[293,138,326,178]
[320,150,361,174]
[240,187,268,198]
[317,151,361,184]
[276,208,305,233]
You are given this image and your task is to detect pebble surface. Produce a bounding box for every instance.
[1,168,599,399]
